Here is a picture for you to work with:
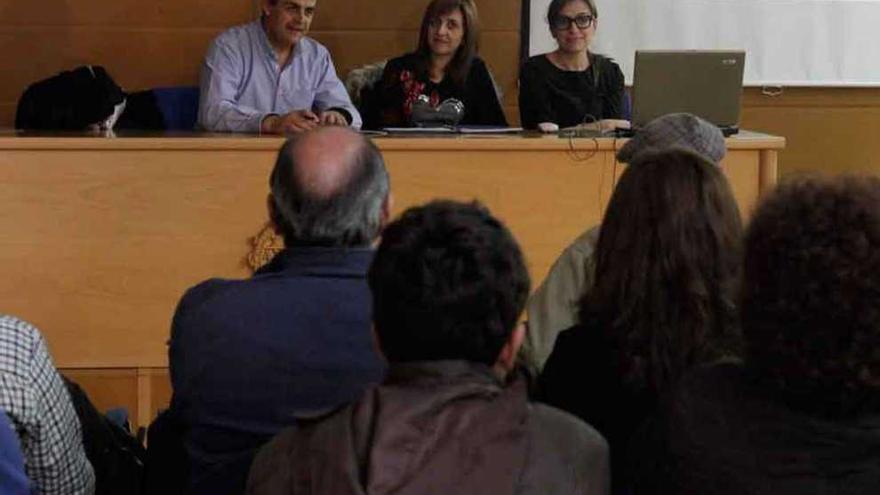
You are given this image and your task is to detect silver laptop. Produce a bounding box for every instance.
[630,50,746,135]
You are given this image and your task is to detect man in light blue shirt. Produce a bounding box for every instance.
[199,0,361,133]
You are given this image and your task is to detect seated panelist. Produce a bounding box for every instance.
[199,0,361,134]
[519,0,625,130]
[365,0,507,128]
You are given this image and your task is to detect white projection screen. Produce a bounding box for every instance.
[526,0,880,86]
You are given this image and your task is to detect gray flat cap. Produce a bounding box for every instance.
[617,113,726,164]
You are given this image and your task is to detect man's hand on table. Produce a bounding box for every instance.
[261,109,349,134]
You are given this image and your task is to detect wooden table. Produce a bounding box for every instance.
[0,131,784,426]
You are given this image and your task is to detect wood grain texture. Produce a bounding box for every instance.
[0,0,520,125]
[149,368,173,422]
[0,0,253,27]
[310,0,518,31]
[41,131,779,428]
[61,367,172,428]
[0,134,780,372]
[61,368,139,420]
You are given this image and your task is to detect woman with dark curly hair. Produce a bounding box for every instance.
[635,176,880,494]
[364,0,507,128]
[537,147,743,492]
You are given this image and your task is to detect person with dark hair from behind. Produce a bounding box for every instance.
[247,200,609,495]
[538,148,743,494]
[164,127,390,495]
[363,0,507,128]
[0,315,95,495]
[634,176,880,494]
[519,0,626,130]
[523,113,729,375]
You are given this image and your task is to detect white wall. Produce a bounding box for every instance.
[528,0,880,86]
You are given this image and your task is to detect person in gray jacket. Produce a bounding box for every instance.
[247,200,609,495]
[522,113,729,374]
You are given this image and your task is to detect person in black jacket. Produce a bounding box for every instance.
[363,0,507,129]
[247,200,609,495]
[633,176,880,494]
[519,0,625,129]
[538,148,743,493]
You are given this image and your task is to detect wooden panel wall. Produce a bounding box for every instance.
[741,87,880,177]
[0,0,521,125]
[61,368,171,429]
[1,1,878,176]
[0,1,255,124]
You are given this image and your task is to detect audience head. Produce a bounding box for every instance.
[268,127,390,247]
[417,0,480,85]
[743,176,880,416]
[547,0,599,54]
[587,147,743,394]
[369,200,530,371]
[261,0,317,49]
[617,113,727,164]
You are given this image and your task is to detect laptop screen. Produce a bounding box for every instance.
[631,50,746,129]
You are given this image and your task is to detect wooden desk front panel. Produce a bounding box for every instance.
[0,135,782,426]
[383,146,616,284]
[0,149,275,369]
[0,140,619,370]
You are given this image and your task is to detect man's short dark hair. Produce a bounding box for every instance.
[369,200,531,365]
[743,176,880,416]
[269,134,388,247]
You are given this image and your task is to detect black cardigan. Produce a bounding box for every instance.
[363,53,507,129]
[632,362,880,494]
[537,323,656,494]
[519,53,625,129]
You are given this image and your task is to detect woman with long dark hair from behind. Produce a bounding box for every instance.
[538,147,743,492]
[364,0,507,128]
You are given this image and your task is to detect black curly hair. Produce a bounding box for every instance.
[368,200,530,365]
[743,175,880,417]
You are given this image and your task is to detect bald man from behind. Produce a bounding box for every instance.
[164,128,391,495]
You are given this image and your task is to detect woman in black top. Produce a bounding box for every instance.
[363,0,507,129]
[538,149,743,493]
[635,177,880,494]
[519,0,625,129]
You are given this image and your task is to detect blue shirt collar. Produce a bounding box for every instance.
[255,246,374,278]
[255,18,277,63]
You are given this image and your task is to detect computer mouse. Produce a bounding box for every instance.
[538,122,559,133]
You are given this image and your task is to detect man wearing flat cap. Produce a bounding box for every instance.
[521,113,727,374]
